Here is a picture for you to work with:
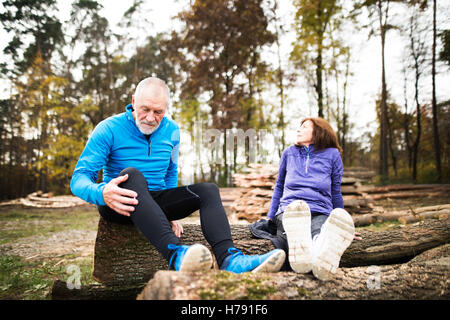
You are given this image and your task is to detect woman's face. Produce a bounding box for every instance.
[296,120,314,146]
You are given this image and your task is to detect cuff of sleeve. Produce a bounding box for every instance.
[96,182,107,206]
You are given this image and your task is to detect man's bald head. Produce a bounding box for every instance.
[132,77,170,135]
[134,77,171,109]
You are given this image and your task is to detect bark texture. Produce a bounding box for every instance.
[92,217,450,286]
[137,244,450,300]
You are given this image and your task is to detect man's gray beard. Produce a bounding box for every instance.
[137,121,159,135]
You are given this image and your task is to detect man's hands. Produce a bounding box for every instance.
[102,174,139,217]
[102,174,184,238]
[170,220,184,238]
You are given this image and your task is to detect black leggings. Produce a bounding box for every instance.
[98,167,234,267]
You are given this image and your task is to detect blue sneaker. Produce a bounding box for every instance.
[168,244,213,272]
[220,248,285,274]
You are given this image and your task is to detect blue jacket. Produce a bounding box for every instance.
[70,104,180,206]
[267,144,344,219]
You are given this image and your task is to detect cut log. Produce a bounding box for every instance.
[359,184,450,194]
[370,190,449,200]
[407,243,450,266]
[92,218,263,286]
[412,204,450,213]
[0,194,89,208]
[51,244,450,300]
[92,217,450,287]
[342,196,373,209]
[337,217,449,267]
[353,213,383,227]
[352,205,450,227]
[137,245,449,300]
[398,209,449,224]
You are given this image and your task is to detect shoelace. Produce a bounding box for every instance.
[168,244,182,270]
[226,247,256,270]
[227,247,243,256]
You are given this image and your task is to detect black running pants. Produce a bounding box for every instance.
[97,167,234,267]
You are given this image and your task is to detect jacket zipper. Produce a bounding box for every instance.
[305,146,310,174]
[148,138,152,157]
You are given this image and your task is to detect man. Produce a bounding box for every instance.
[70,77,285,273]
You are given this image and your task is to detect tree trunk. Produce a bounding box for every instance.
[316,44,324,118]
[138,244,450,300]
[431,0,442,182]
[92,217,450,287]
[378,0,389,183]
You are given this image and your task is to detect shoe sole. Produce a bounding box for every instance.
[179,244,213,272]
[282,200,313,273]
[252,249,286,273]
[312,208,355,281]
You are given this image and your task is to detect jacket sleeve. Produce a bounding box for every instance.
[164,126,180,189]
[331,150,344,209]
[70,121,112,206]
[267,149,288,220]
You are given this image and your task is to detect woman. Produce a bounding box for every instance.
[267,117,361,280]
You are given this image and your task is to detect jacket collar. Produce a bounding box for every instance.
[296,144,315,154]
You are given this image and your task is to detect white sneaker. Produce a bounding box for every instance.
[312,208,355,281]
[282,200,313,273]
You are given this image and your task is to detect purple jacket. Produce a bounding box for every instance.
[267,144,344,219]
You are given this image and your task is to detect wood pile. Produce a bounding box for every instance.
[230,164,450,223]
[359,184,450,200]
[231,164,377,222]
[340,166,376,182]
[0,191,89,209]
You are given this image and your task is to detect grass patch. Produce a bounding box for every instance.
[0,206,98,245]
[356,220,402,232]
[198,272,277,300]
[0,254,97,300]
[297,287,313,299]
[0,205,99,299]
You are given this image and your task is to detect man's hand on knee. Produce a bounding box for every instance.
[102,174,139,217]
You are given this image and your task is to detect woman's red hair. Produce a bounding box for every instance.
[296,117,343,154]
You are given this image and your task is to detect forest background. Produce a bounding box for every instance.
[0,0,449,200]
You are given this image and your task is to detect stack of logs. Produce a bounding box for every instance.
[231,164,376,222]
[230,164,450,225]
[0,191,89,208]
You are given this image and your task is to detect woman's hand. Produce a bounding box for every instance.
[170,220,184,238]
[354,232,362,241]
